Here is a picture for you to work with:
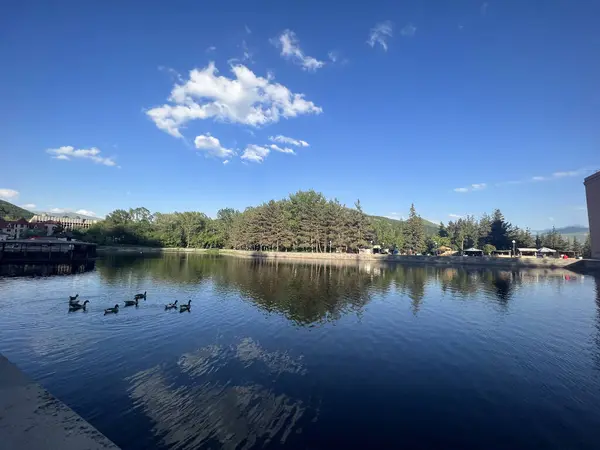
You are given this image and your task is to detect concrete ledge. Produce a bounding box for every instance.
[0,355,119,449]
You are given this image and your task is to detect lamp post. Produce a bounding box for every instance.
[512,239,516,257]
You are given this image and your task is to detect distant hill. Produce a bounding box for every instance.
[534,225,589,241]
[0,200,34,220]
[369,215,439,235]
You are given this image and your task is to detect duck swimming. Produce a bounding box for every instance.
[69,300,89,311]
[104,304,119,315]
[124,299,139,307]
[134,291,147,300]
[68,294,79,304]
[179,300,191,312]
[165,300,178,310]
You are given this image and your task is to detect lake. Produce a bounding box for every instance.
[1,253,600,449]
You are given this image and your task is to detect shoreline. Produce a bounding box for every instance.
[0,354,119,449]
[97,246,600,273]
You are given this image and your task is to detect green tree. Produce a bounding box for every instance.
[583,234,592,258]
[403,204,425,254]
[483,244,496,255]
[572,236,582,257]
[489,209,512,250]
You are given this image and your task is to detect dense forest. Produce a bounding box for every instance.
[68,190,592,257]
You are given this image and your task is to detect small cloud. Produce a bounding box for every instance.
[548,217,555,222]
[269,144,295,154]
[532,176,546,181]
[20,203,36,209]
[206,46,216,53]
[328,51,338,63]
[481,2,489,15]
[400,24,417,37]
[50,208,67,214]
[454,183,486,193]
[158,65,183,82]
[458,24,464,30]
[272,30,325,72]
[367,21,393,51]
[194,133,235,159]
[448,214,463,219]
[241,144,270,163]
[0,188,19,200]
[46,146,117,167]
[268,135,309,147]
[223,160,230,165]
[245,25,252,34]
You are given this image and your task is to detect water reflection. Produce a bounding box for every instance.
[128,337,312,449]
[98,254,581,324]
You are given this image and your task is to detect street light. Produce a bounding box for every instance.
[512,239,516,257]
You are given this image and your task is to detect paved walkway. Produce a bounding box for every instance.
[0,354,119,449]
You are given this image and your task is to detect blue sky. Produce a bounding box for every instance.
[1,0,598,230]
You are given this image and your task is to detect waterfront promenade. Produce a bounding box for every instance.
[0,355,118,449]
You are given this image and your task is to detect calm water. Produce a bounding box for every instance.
[1,254,600,449]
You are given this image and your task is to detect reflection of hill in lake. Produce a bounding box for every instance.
[97,254,583,325]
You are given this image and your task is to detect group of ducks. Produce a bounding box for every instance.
[68,292,192,315]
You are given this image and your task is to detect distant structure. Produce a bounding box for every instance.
[30,214,99,231]
[584,170,600,259]
[0,218,48,239]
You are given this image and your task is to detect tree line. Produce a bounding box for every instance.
[69,190,592,257]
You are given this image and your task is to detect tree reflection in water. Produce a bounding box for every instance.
[97,254,582,324]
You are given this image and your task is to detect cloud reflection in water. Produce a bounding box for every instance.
[127,337,313,449]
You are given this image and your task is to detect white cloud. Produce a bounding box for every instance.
[367,21,393,51]
[273,30,325,72]
[241,144,270,163]
[223,160,230,165]
[548,217,555,222]
[193,133,235,159]
[0,188,19,200]
[448,214,463,219]
[456,167,598,193]
[146,62,322,138]
[481,2,489,15]
[453,183,486,193]
[50,208,67,214]
[400,24,417,37]
[328,51,338,63]
[269,144,295,154]
[245,25,252,34]
[46,146,117,167]
[268,135,309,147]
[206,46,216,53]
[20,203,36,209]
[76,209,98,217]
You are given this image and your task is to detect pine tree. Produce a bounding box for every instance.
[438,222,448,238]
[583,234,592,258]
[572,237,582,257]
[489,209,512,250]
[403,204,425,254]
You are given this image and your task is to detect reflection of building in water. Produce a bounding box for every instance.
[127,338,313,449]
